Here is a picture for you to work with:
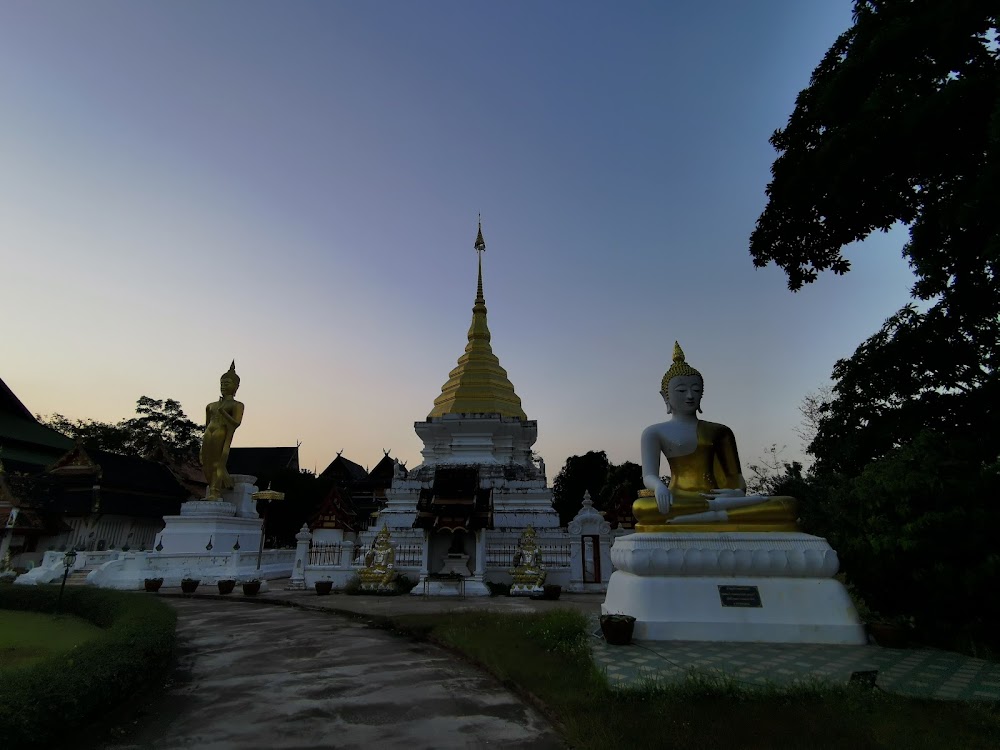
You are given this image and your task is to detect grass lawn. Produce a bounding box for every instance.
[386,609,1000,750]
[0,609,105,669]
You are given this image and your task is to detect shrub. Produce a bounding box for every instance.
[485,581,511,597]
[0,586,177,749]
[394,574,419,595]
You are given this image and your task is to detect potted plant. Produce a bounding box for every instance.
[543,584,562,600]
[217,578,236,595]
[867,614,914,648]
[600,613,636,645]
[314,580,333,595]
[242,579,261,596]
[180,578,200,594]
[143,577,164,593]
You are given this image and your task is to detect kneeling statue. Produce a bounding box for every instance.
[634,343,798,532]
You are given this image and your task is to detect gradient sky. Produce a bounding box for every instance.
[1,2,917,477]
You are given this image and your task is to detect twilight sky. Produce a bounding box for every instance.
[1,1,916,477]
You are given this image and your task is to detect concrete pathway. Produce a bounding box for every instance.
[105,598,561,750]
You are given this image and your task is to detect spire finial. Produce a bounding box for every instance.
[475,215,486,255]
[474,217,486,304]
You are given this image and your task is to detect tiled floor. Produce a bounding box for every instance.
[588,620,1000,701]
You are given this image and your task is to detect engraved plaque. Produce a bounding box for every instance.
[718,584,762,608]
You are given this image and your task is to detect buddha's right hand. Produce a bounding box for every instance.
[654,483,672,514]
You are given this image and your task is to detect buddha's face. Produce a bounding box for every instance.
[220,376,239,397]
[663,375,703,416]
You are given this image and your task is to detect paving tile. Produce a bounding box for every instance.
[590,638,1000,702]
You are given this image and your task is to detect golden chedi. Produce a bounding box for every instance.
[634,343,798,532]
[360,525,399,590]
[201,361,245,500]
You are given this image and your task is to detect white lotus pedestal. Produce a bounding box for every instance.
[602,532,866,645]
[156,475,263,554]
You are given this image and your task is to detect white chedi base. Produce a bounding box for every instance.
[602,532,866,645]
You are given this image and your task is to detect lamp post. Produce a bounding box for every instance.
[251,486,285,571]
[56,548,78,615]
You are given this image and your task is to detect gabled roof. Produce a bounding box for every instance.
[0,376,75,472]
[0,376,35,421]
[320,453,369,484]
[368,452,397,485]
[413,466,492,531]
[228,447,300,477]
[310,485,357,532]
[49,445,188,498]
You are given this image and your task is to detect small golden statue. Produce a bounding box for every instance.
[634,342,798,532]
[201,361,245,500]
[359,525,398,591]
[509,525,546,594]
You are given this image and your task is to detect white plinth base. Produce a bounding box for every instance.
[158,476,262,554]
[510,583,544,597]
[603,571,866,645]
[415,576,490,597]
[439,554,471,577]
[157,515,262,555]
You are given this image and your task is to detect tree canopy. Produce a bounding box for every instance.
[751,0,999,473]
[751,1,1000,634]
[41,397,201,460]
[551,451,641,526]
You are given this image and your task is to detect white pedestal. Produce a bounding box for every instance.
[439,553,471,577]
[157,475,262,554]
[602,532,866,645]
[416,575,491,597]
[510,579,544,596]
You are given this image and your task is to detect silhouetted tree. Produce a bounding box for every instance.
[41,397,201,460]
[750,1,1000,636]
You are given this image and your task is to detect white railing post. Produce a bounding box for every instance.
[474,529,486,576]
[290,524,311,590]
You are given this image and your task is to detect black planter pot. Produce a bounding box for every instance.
[144,578,164,593]
[217,579,236,595]
[868,622,909,649]
[315,581,333,596]
[543,584,562,601]
[600,615,636,646]
[180,579,200,595]
[242,581,261,596]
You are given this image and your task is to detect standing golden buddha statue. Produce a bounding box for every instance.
[633,343,798,532]
[201,361,245,500]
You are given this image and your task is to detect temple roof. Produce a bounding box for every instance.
[428,223,527,420]
[228,446,300,477]
[0,376,77,472]
[320,452,369,484]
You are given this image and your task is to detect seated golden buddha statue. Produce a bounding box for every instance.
[510,526,546,590]
[633,343,798,533]
[360,525,398,589]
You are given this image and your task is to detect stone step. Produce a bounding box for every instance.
[65,570,94,585]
